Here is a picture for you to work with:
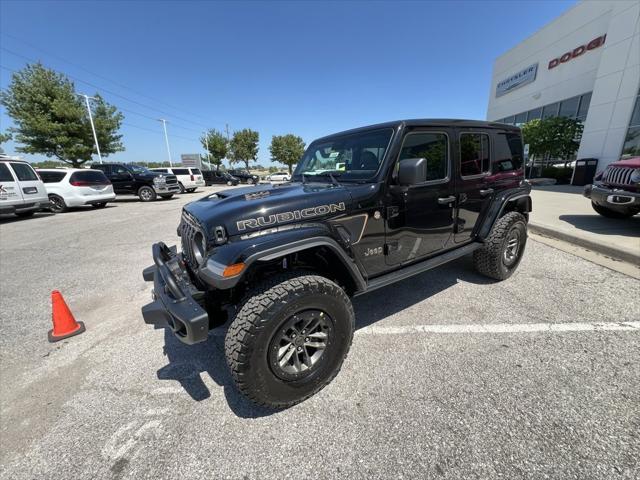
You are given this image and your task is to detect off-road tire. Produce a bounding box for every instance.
[591,202,637,219]
[138,186,156,202]
[473,211,527,281]
[48,194,68,213]
[225,272,355,409]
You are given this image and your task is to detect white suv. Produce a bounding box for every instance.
[0,159,49,217]
[151,167,205,193]
[37,168,116,213]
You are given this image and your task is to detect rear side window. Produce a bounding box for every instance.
[70,170,109,184]
[10,162,38,181]
[172,168,189,175]
[459,133,490,177]
[493,133,524,172]
[0,163,15,181]
[39,171,67,183]
[153,168,169,173]
[398,132,449,182]
[190,168,202,175]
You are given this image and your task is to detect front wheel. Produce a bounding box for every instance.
[225,273,355,409]
[92,202,107,209]
[138,186,157,202]
[227,181,233,186]
[591,202,637,219]
[48,194,68,213]
[473,211,527,281]
[187,188,197,193]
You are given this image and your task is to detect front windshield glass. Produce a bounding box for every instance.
[293,128,393,182]
[129,165,151,174]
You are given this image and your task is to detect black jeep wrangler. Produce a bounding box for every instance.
[142,120,531,408]
[92,163,180,201]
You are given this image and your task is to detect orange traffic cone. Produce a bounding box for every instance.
[48,290,85,342]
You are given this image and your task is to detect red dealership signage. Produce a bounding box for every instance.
[548,35,606,69]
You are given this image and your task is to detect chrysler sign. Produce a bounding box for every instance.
[496,63,538,97]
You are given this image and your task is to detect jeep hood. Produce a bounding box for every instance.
[184,182,354,237]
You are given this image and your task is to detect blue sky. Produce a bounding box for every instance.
[0,0,575,167]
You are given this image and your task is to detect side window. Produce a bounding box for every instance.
[39,171,67,183]
[398,132,449,182]
[0,163,15,181]
[113,165,129,175]
[493,133,524,172]
[10,163,38,181]
[172,168,189,175]
[459,133,490,177]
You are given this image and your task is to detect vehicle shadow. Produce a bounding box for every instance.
[155,254,493,417]
[559,214,640,237]
[0,211,56,224]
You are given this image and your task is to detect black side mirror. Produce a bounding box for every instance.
[398,158,426,185]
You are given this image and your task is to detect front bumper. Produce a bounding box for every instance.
[584,184,640,211]
[141,243,209,344]
[153,184,181,194]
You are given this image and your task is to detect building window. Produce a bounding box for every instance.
[576,92,592,121]
[542,102,559,119]
[621,90,640,158]
[503,116,515,125]
[527,108,542,121]
[559,96,580,118]
[515,112,527,125]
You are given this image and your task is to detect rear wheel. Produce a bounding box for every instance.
[473,212,527,281]
[48,194,68,213]
[591,202,637,219]
[225,272,355,409]
[138,186,156,202]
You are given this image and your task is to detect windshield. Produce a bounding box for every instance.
[129,165,151,174]
[293,128,393,182]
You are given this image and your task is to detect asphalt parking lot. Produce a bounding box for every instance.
[1,186,639,479]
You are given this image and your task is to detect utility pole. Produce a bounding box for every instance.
[158,119,173,167]
[225,123,231,168]
[78,93,102,164]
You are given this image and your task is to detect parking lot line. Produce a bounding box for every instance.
[355,321,640,335]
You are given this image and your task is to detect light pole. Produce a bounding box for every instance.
[158,118,173,167]
[78,93,102,164]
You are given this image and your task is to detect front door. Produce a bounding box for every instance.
[385,129,455,266]
[110,165,134,194]
[454,129,493,243]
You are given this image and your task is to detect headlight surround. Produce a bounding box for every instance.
[630,168,640,183]
[191,231,206,265]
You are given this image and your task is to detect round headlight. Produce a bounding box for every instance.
[630,168,640,183]
[191,231,206,265]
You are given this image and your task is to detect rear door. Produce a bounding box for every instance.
[9,162,47,205]
[384,128,455,266]
[453,129,493,243]
[0,162,23,208]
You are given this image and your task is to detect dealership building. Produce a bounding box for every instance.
[487,0,640,169]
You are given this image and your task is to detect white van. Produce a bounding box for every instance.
[0,159,49,217]
[150,167,205,193]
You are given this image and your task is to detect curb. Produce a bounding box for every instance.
[529,222,640,266]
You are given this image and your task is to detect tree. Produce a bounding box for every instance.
[521,117,583,173]
[269,134,305,174]
[0,131,11,154]
[229,128,259,170]
[200,129,228,171]
[0,63,124,167]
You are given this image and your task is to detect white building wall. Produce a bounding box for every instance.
[487,0,640,169]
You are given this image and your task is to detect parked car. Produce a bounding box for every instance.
[150,167,205,193]
[141,119,531,408]
[227,169,259,184]
[584,156,640,218]
[36,168,116,213]
[91,163,180,201]
[0,159,49,217]
[266,172,291,182]
[202,170,239,186]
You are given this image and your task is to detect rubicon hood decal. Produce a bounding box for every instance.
[237,202,346,231]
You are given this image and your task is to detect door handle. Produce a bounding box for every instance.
[437,195,456,205]
[480,188,494,197]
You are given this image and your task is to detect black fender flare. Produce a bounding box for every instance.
[477,186,532,240]
[198,228,366,292]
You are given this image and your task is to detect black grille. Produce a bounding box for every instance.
[179,210,206,268]
[165,175,178,185]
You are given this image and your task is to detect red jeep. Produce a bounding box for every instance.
[584,157,640,218]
